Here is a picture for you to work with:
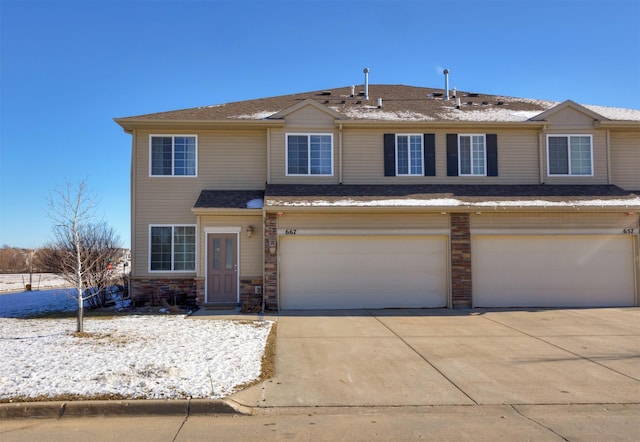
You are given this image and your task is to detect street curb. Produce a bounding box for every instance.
[0,399,250,419]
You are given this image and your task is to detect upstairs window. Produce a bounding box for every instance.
[547,135,593,176]
[446,133,497,177]
[396,134,423,175]
[286,134,333,176]
[150,135,197,176]
[459,134,486,176]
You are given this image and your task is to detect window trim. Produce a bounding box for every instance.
[546,134,594,177]
[395,133,424,176]
[285,133,334,176]
[458,134,487,177]
[149,134,198,177]
[148,224,197,273]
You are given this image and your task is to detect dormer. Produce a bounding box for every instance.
[530,100,608,129]
[269,98,343,127]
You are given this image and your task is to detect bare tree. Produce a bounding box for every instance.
[46,179,121,332]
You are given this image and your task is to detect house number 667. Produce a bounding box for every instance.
[623,228,636,234]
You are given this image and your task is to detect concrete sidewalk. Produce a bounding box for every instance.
[230,308,640,408]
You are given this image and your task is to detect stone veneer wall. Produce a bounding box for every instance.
[450,213,472,308]
[195,277,205,306]
[263,213,278,311]
[130,277,197,306]
[240,277,263,312]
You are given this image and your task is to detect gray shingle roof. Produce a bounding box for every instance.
[116,85,556,123]
[194,190,264,209]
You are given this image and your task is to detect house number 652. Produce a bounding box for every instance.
[623,228,635,234]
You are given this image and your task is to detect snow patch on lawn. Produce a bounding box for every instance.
[0,281,273,401]
[0,316,272,400]
[0,288,77,317]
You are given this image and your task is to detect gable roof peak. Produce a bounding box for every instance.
[530,99,608,121]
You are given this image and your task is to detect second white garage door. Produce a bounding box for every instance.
[279,235,448,310]
[472,235,636,307]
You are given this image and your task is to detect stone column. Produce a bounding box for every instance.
[263,213,278,311]
[450,213,472,308]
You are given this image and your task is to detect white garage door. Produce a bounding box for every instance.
[280,235,448,309]
[472,235,636,307]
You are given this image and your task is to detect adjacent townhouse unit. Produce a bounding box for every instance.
[115,74,640,312]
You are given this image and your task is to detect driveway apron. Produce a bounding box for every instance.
[229,308,640,408]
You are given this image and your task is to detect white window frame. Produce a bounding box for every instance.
[149,135,198,177]
[396,134,424,176]
[546,134,594,176]
[285,133,334,176]
[458,134,487,176]
[148,224,197,273]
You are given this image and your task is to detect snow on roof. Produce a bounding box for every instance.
[583,104,640,121]
[334,107,436,121]
[246,198,264,209]
[231,111,277,120]
[267,196,640,208]
[437,108,544,122]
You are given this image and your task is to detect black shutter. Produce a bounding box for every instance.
[446,134,458,176]
[423,134,436,176]
[486,134,498,176]
[384,133,396,176]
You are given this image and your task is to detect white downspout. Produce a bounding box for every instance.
[339,123,343,184]
[266,128,271,184]
[606,129,612,184]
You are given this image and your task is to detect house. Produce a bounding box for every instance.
[114,75,640,312]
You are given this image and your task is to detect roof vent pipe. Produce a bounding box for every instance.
[377,97,383,108]
[351,85,355,97]
[443,68,450,100]
[363,67,370,100]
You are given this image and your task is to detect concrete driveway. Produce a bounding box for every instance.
[230,308,640,408]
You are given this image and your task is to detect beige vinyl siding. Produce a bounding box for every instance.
[610,132,640,190]
[470,212,638,231]
[269,127,340,184]
[284,106,336,127]
[543,130,608,184]
[277,212,449,231]
[199,215,263,278]
[341,129,541,184]
[131,129,266,277]
[543,107,596,128]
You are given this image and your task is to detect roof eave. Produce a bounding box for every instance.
[263,204,640,213]
[597,120,640,131]
[191,207,263,216]
[114,118,285,132]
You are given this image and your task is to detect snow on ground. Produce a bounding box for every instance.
[0,273,70,292]
[0,288,78,318]
[0,285,273,401]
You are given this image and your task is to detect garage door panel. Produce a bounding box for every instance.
[473,235,635,307]
[280,236,447,309]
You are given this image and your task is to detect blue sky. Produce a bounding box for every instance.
[1,0,639,249]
